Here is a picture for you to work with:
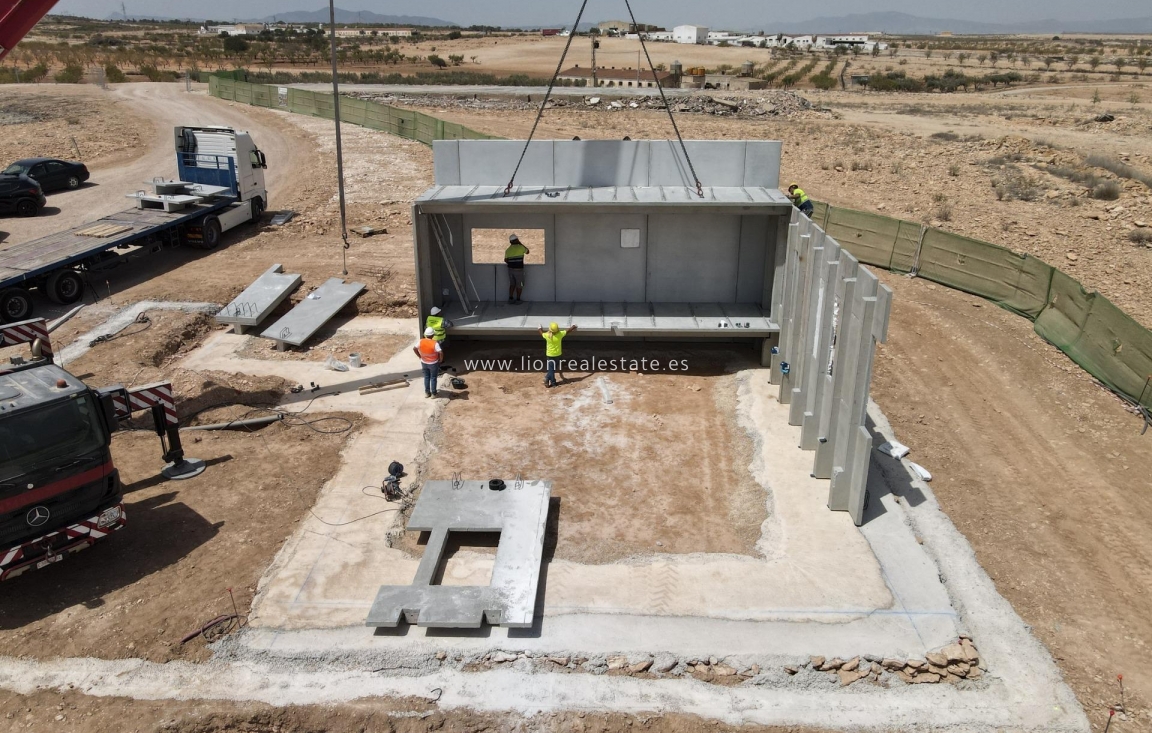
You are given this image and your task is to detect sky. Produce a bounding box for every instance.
[54,0,1151,27]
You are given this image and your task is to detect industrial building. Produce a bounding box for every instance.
[673,24,710,44]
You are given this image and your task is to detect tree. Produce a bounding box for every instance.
[53,63,83,83]
[1043,57,1055,72]
[1065,54,1078,71]
[977,53,988,66]
[1088,55,1101,71]
[1113,57,1125,73]
[1092,88,1101,104]
[1139,57,1149,74]
[223,35,249,55]
[957,52,968,65]
[871,44,879,57]
[989,50,999,67]
[448,54,464,66]
[428,54,447,68]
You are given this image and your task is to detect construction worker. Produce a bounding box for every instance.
[504,233,530,304]
[425,306,452,348]
[788,184,814,217]
[537,322,578,388]
[413,327,443,398]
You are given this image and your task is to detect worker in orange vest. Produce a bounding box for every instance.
[412,327,443,398]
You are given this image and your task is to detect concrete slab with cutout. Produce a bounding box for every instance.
[215,264,302,334]
[366,479,551,629]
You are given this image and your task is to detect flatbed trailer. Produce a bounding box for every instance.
[0,125,268,322]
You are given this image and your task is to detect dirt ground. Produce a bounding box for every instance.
[870,272,1152,730]
[0,688,834,733]
[419,344,765,565]
[0,310,359,664]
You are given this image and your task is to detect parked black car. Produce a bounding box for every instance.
[0,174,45,217]
[3,158,89,192]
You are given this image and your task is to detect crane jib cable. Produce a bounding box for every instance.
[622,0,703,198]
[503,1,705,198]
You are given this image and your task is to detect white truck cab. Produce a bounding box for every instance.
[174,126,268,230]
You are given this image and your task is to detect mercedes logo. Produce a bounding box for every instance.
[26,506,50,528]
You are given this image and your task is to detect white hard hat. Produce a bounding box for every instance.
[509,233,520,243]
[424,327,436,337]
[430,306,442,315]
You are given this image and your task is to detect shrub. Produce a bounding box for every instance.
[53,64,84,83]
[223,35,249,54]
[993,169,1042,201]
[1128,228,1152,244]
[1090,181,1121,200]
[948,163,961,177]
[935,202,954,221]
[1086,154,1152,188]
[104,63,126,83]
[850,160,873,172]
[930,131,960,141]
[427,54,447,69]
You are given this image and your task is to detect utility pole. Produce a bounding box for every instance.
[591,33,598,88]
[328,0,350,275]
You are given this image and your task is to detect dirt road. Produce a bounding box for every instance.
[1,83,310,249]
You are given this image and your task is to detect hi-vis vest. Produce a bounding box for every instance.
[504,243,528,268]
[793,188,810,206]
[426,315,446,341]
[418,338,440,364]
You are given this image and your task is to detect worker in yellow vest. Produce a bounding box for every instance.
[788,184,814,217]
[412,327,443,398]
[425,306,452,348]
[504,234,530,304]
[537,322,578,388]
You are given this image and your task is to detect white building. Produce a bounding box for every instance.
[782,35,814,48]
[199,24,262,36]
[673,25,709,44]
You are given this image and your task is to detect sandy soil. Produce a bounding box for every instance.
[419,344,765,565]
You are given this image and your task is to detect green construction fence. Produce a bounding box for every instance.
[209,76,499,145]
[208,75,1151,411]
[814,202,1152,410]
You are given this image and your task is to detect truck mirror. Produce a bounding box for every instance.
[99,392,121,433]
[258,150,267,169]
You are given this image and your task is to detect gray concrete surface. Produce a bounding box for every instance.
[366,479,551,629]
[215,263,301,332]
[260,277,365,348]
[56,300,219,367]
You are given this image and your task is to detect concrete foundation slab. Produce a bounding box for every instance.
[366,479,551,629]
[259,277,366,349]
[215,264,302,333]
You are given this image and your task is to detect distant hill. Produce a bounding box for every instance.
[258,8,455,27]
[766,11,1152,35]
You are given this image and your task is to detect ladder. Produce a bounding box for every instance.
[430,214,472,315]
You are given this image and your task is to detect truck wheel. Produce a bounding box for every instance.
[66,175,81,190]
[15,199,37,217]
[0,288,33,323]
[195,216,222,250]
[46,269,85,305]
[250,196,264,225]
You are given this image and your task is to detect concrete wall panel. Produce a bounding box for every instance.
[744,141,783,188]
[555,213,648,302]
[458,141,556,187]
[736,216,769,303]
[647,214,741,303]
[648,141,748,188]
[553,140,649,187]
[432,140,461,185]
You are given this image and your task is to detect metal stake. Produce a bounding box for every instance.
[327,0,350,276]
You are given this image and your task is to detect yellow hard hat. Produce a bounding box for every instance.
[789,183,799,190]
[549,322,560,333]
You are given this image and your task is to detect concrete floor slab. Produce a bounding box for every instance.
[366,479,552,629]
